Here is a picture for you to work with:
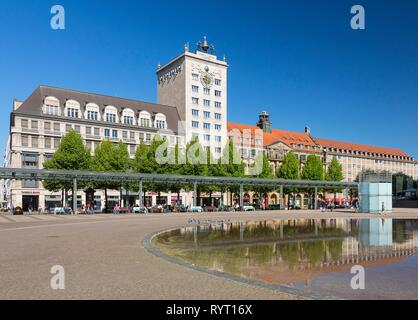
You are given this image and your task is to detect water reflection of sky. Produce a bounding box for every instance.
[153,219,418,300]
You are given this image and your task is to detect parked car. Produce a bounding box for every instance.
[54,207,73,215]
[242,205,256,212]
[113,206,129,214]
[132,205,148,214]
[191,206,204,213]
[13,206,24,215]
[204,206,218,212]
[149,205,164,213]
[179,204,189,212]
[218,205,234,212]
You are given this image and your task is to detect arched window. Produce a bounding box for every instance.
[65,100,81,119]
[271,194,278,205]
[154,113,167,129]
[104,106,118,123]
[122,108,136,126]
[139,111,151,128]
[43,96,60,116]
[85,103,101,121]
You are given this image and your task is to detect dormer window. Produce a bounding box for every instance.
[43,96,60,116]
[67,108,79,118]
[104,106,118,123]
[65,100,81,119]
[124,116,134,125]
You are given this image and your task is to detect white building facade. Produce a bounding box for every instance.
[157,37,228,156]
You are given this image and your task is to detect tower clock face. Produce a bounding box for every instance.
[200,72,214,88]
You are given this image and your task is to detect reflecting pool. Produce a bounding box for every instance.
[152,218,418,299]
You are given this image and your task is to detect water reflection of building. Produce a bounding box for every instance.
[174,219,418,285]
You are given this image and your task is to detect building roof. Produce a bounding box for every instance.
[228,122,415,161]
[14,86,182,133]
[314,137,410,158]
[228,122,318,151]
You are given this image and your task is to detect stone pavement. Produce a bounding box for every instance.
[0,209,417,300]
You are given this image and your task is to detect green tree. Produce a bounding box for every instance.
[43,130,91,206]
[180,138,208,205]
[302,154,324,181]
[251,153,275,202]
[91,140,130,211]
[301,154,324,208]
[325,156,344,200]
[220,139,245,205]
[276,152,300,208]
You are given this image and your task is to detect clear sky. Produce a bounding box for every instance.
[0,0,417,159]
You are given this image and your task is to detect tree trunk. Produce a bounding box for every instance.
[61,189,64,207]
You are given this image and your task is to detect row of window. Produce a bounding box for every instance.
[191,97,222,108]
[191,86,222,95]
[191,109,222,120]
[43,98,167,129]
[192,74,222,86]
[191,122,222,131]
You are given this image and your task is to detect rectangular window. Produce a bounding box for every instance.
[67,108,79,118]
[192,97,199,105]
[204,134,210,141]
[31,120,38,129]
[192,109,199,116]
[204,88,210,95]
[215,90,221,97]
[141,118,151,127]
[66,124,72,132]
[215,79,221,86]
[112,130,118,138]
[192,85,199,93]
[104,129,110,137]
[203,99,210,107]
[130,145,136,155]
[54,138,60,149]
[85,126,92,135]
[22,153,38,168]
[192,73,199,81]
[192,121,199,128]
[94,127,100,136]
[122,131,128,139]
[22,135,29,147]
[21,119,28,128]
[87,111,98,121]
[215,136,222,142]
[215,102,221,108]
[44,122,51,131]
[130,131,135,140]
[22,180,38,189]
[106,113,116,123]
[86,141,92,151]
[139,133,144,142]
[124,116,134,125]
[204,111,210,118]
[203,123,211,130]
[146,134,151,143]
[215,147,222,153]
[215,124,221,131]
[75,125,81,133]
[54,123,60,132]
[156,120,166,129]
[32,136,38,148]
[44,137,51,149]
[215,113,221,120]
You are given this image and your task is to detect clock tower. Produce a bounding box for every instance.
[157,37,228,156]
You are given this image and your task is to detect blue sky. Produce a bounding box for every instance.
[0,0,417,158]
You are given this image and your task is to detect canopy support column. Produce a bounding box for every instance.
[72,177,77,214]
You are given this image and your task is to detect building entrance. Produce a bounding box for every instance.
[22,195,39,212]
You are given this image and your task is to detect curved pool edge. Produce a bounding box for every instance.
[141,228,341,301]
